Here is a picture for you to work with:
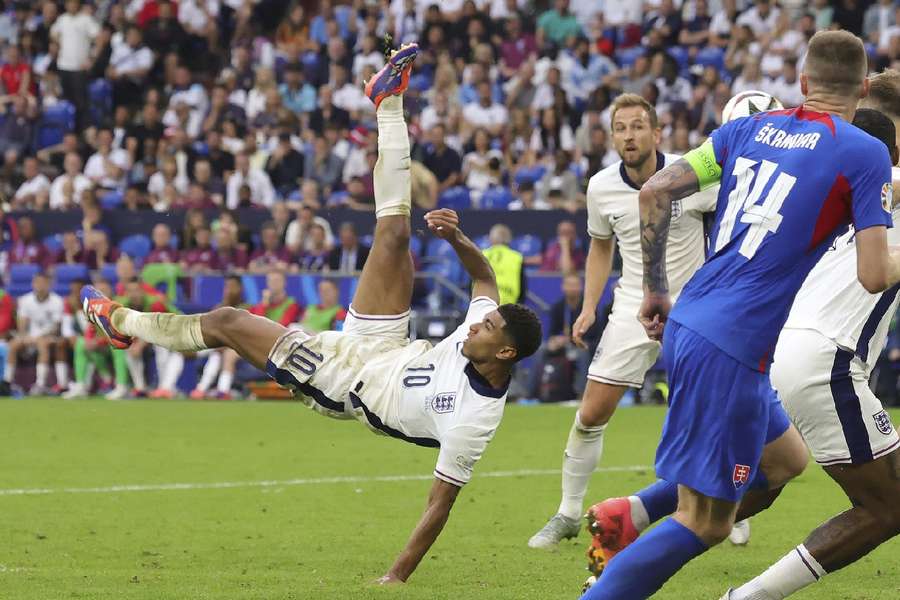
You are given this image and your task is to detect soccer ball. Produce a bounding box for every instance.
[722,90,783,123]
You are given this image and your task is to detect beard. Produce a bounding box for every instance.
[621,148,653,169]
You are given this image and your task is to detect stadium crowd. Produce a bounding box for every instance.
[3,0,900,399]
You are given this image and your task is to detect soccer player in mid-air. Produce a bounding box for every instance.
[80,43,542,584]
[580,30,900,599]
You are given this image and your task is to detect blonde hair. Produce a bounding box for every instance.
[610,93,659,129]
[864,69,900,119]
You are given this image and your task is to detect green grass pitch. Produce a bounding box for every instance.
[1,399,898,599]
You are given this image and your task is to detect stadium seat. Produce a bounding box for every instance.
[615,46,645,68]
[100,191,123,209]
[695,46,725,70]
[119,234,152,261]
[55,264,89,287]
[36,101,76,149]
[361,234,374,248]
[667,46,689,70]
[514,165,547,186]
[474,234,491,249]
[42,233,64,254]
[512,235,543,258]
[100,264,118,285]
[10,263,40,284]
[480,186,514,210]
[192,275,224,308]
[437,186,472,210]
[88,79,112,126]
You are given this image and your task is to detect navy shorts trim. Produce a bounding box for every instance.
[266,359,345,413]
[829,348,873,463]
[349,391,440,448]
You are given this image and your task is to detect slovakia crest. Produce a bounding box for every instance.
[732,464,752,490]
[873,410,894,436]
[432,393,456,414]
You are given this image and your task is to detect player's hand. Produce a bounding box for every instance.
[374,572,405,586]
[424,209,460,240]
[638,291,672,341]
[572,310,596,349]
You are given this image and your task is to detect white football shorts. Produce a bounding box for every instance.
[587,301,661,388]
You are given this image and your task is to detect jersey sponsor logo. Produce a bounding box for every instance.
[732,463,751,489]
[881,182,893,213]
[431,392,456,414]
[874,410,894,436]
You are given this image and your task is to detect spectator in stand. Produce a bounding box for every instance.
[55,231,84,265]
[148,156,189,205]
[499,14,538,79]
[531,107,575,155]
[279,63,317,115]
[212,227,249,272]
[421,123,462,195]
[537,0,583,46]
[525,273,598,401]
[163,66,208,139]
[180,226,219,273]
[0,286,14,395]
[737,0,781,42]
[4,272,64,395]
[56,278,88,393]
[201,84,247,135]
[250,270,300,326]
[145,223,179,265]
[213,209,253,252]
[13,156,51,210]
[63,280,115,399]
[538,149,582,206]
[483,223,527,305]
[189,275,248,399]
[285,204,334,254]
[299,223,330,272]
[9,216,50,268]
[509,180,551,210]
[768,57,804,108]
[266,131,305,197]
[51,0,99,130]
[113,255,160,298]
[49,152,91,210]
[462,128,505,202]
[643,0,681,47]
[270,202,293,246]
[541,219,586,273]
[0,43,34,99]
[248,221,293,274]
[227,151,275,209]
[679,0,712,57]
[0,95,34,157]
[84,127,131,193]
[559,37,616,109]
[83,229,119,270]
[462,80,509,140]
[326,222,370,273]
[107,24,154,109]
[304,136,345,198]
[300,279,347,333]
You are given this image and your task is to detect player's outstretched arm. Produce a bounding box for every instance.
[573,237,614,349]
[378,478,461,584]
[638,158,700,339]
[425,209,500,304]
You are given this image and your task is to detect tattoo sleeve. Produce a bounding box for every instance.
[639,158,701,293]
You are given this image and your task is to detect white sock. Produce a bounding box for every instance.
[36,363,49,387]
[374,94,411,219]
[628,495,651,532]
[158,348,184,391]
[113,309,207,353]
[557,411,606,520]
[55,361,69,387]
[126,354,146,391]
[4,361,15,383]
[217,369,234,394]
[197,351,221,392]
[732,544,826,600]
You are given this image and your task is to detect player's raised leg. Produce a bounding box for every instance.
[81,285,287,373]
[350,43,419,317]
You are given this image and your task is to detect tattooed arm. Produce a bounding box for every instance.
[638,158,701,340]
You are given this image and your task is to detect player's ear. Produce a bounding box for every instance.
[799,72,808,97]
[891,144,899,167]
[859,77,870,100]
[496,345,517,362]
[654,127,662,146]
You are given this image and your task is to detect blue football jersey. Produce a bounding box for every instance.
[671,107,894,371]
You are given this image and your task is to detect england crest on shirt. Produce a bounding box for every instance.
[431,393,456,414]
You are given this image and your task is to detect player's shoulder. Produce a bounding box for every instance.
[662,152,683,165]
[587,160,630,201]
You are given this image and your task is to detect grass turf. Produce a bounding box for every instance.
[0,399,898,599]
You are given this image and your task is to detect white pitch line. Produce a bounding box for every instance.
[0,465,651,497]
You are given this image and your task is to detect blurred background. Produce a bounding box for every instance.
[2,0,900,404]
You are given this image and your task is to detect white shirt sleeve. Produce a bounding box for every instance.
[586,177,613,239]
[434,420,495,486]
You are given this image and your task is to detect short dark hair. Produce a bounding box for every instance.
[498,304,542,362]
[803,30,867,96]
[852,108,897,158]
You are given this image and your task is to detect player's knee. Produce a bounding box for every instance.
[378,217,410,251]
[578,385,622,427]
[676,513,732,546]
[205,306,243,337]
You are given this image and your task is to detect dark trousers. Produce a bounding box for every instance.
[58,69,89,130]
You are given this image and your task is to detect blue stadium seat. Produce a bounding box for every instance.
[437,186,471,210]
[512,234,543,258]
[100,191,123,209]
[42,234,64,255]
[192,275,225,308]
[119,234,152,261]
[615,46,645,68]
[55,264,89,287]
[361,234,374,248]
[100,264,118,284]
[10,263,40,284]
[514,165,547,186]
[480,186,514,210]
[667,46,689,70]
[695,46,725,70]
[36,101,75,149]
[474,234,491,249]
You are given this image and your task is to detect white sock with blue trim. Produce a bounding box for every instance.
[731,544,826,599]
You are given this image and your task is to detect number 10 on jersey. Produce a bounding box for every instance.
[714,157,798,259]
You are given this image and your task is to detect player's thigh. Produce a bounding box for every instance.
[759,422,808,487]
[201,307,288,372]
[350,216,413,316]
[35,335,54,354]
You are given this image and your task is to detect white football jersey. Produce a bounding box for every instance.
[586,152,718,307]
[17,292,64,338]
[352,297,505,486]
[782,205,900,372]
